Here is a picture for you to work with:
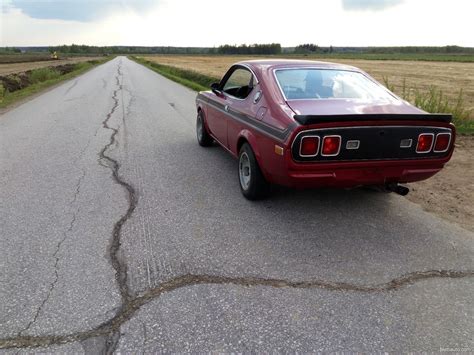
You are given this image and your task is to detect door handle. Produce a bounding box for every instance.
[224,105,229,112]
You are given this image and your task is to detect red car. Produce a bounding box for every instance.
[195,60,455,200]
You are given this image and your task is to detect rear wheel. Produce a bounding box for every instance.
[196,111,213,147]
[238,143,270,200]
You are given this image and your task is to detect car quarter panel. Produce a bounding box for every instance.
[224,97,296,182]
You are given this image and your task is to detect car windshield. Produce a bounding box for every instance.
[275,68,394,100]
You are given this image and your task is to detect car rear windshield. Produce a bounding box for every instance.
[275,68,395,101]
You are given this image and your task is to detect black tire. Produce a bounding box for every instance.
[196,111,213,147]
[238,143,270,200]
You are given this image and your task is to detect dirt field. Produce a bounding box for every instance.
[407,135,474,232]
[142,55,474,118]
[0,56,103,76]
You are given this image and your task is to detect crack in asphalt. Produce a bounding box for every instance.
[2,58,473,351]
[64,79,78,96]
[104,331,121,354]
[16,133,92,336]
[19,171,85,336]
[64,95,86,103]
[98,60,137,307]
[124,87,135,118]
[1,270,473,349]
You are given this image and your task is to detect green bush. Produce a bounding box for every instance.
[29,67,61,84]
[0,83,5,103]
[412,87,465,119]
[383,77,471,125]
[73,62,88,70]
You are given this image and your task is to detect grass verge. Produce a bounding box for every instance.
[0,58,112,109]
[130,56,219,92]
[383,77,473,134]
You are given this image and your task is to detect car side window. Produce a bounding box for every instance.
[222,68,254,99]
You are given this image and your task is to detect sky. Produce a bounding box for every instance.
[1,0,473,47]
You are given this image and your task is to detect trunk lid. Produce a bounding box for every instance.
[287,98,423,117]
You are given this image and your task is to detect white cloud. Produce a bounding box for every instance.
[1,0,473,47]
[6,0,159,21]
[342,0,404,11]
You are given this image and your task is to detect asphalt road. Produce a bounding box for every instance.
[0,56,473,353]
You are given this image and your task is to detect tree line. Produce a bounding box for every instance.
[47,45,218,55]
[2,44,473,55]
[217,43,282,55]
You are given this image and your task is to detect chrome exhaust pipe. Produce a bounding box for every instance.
[386,183,410,196]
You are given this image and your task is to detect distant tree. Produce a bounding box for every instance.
[218,43,282,55]
[294,44,319,53]
[445,45,463,53]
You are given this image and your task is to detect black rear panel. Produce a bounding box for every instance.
[292,126,453,162]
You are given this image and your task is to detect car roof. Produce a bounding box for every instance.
[235,59,360,73]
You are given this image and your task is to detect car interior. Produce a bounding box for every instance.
[222,68,254,99]
[283,70,334,99]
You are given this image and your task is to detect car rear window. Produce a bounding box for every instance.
[275,68,394,101]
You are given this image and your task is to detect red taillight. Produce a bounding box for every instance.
[434,133,451,152]
[416,134,434,153]
[322,136,341,156]
[300,136,320,156]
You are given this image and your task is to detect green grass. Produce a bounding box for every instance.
[29,67,61,84]
[455,121,474,134]
[0,83,5,101]
[130,56,218,91]
[382,77,473,134]
[0,58,112,109]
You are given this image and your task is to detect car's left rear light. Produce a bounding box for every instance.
[416,133,434,153]
[300,136,320,157]
[321,135,341,156]
[434,133,451,153]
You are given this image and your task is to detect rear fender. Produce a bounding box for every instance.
[237,130,271,180]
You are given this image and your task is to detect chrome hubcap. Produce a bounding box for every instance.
[239,152,251,190]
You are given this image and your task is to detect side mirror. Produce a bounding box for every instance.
[211,82,222,95]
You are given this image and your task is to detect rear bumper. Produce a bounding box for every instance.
[270,159,446,188]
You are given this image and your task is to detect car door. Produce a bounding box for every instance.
[206,66,255,148]
[224,70,259,153]
[205,85,229,147]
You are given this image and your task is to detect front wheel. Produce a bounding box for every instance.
[238,143,270,200]
[196,111,213,147]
